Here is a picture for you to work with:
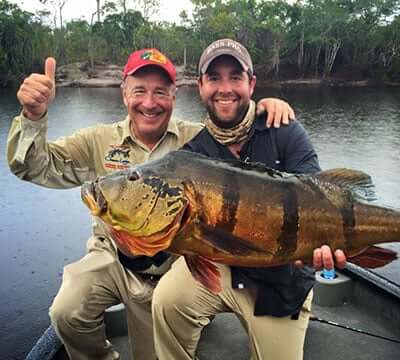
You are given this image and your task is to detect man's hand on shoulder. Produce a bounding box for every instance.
[256,98,295,128]
[17,57,56,121]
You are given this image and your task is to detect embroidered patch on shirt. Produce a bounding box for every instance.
[104,145,131,170]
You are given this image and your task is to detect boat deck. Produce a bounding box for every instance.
[105,306,400,360]
[52,269,400,360]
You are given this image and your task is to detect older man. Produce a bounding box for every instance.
[152,39,346,360]
[7,48,294,360]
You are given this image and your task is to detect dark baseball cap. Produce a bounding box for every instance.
[198,38,253,76]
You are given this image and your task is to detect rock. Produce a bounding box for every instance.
[56,62,197,88]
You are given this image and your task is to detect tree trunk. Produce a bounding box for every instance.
[59,7,63,29]
[324,40,341,77]
[314,44,322,78]
[96,0,101,23]
[88,12,97,75]
[298,27,304,75]
[272,40,280,78]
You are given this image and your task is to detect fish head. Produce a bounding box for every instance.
[81,167,188,257]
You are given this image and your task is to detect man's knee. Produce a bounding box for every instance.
[152,277,182,313]
[49,279,107,332]
[49,252,121,329]
[49,291,85,330]
[153,275,195,319]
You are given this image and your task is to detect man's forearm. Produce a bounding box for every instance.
[7,114,91,189]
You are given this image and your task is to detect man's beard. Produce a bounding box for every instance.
[206,101,249,129]
[203,100,256,146]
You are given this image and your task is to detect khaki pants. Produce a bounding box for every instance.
[49,236,167,360]
[152,257,312,360]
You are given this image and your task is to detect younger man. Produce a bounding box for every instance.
[152,39,346,360]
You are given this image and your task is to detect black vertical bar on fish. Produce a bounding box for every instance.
[340,192,356,249]
[217,171,240,233]
[276,185,299,257]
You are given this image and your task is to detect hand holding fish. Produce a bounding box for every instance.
[294,245,347,270]
[256,98,295,128]
[313,245,347,270]
[17,57,56,121]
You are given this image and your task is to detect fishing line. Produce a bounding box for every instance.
[310,315,400,344]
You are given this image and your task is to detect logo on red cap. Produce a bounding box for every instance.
[141,49,168,64]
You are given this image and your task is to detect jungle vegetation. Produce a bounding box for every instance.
[1,0,400,86]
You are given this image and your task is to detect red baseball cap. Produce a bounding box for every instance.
[122,48,176,84]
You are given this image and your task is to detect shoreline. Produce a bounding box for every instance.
[55,76,199,88]
[56,77,400,89]
[55,62,200,88]
[54,62,400,88]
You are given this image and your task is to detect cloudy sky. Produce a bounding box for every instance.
[9,0,195,24]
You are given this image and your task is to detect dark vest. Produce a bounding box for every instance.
[182,113,320,317]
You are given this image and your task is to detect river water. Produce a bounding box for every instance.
[0,85,399,359]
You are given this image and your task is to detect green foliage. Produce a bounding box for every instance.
[0,0,54,85]
[65,20,91,62]
[1,0,400,86]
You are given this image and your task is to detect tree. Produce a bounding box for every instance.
[2,0,400,84]
[256,0,292,78]
[136,0,160,20]
[0,0,53,85]
[39,0,68,28]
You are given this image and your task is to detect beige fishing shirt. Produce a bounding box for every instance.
[7,113,203,273]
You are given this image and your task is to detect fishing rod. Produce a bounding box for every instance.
[312,268,400,344]
[310,315,400,344]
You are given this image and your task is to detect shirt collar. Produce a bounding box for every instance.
[119,116,132,144]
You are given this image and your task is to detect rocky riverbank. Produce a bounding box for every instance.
[55,62,400,88]
[56,62,197,88]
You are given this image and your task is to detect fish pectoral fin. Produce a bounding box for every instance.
[197,222,268,256]
[348,246,398,269]
[184,255,221,293]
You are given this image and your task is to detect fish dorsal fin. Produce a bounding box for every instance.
[314,168,372,188]
[213,158,286,179]
[313,168,376,200]
[175,150,288,180]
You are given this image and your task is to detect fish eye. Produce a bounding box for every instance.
[127,169,141,181]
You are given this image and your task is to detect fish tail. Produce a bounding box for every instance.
[349,245,398,268]
[352,202,400,247]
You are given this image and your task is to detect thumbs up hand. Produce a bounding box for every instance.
[17,57,57,121]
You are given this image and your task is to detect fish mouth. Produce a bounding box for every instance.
[81,180,108,216]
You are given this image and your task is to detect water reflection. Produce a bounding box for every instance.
[0,86,399,359]
[254,86,400,208]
